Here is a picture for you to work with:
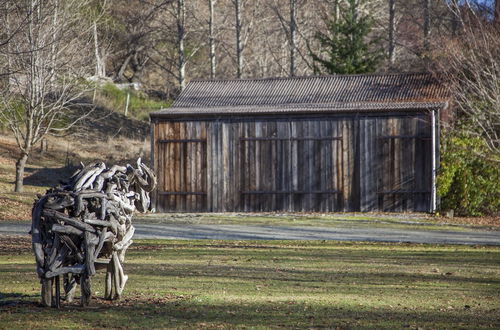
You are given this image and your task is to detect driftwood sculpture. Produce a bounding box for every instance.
[31,159,156,307]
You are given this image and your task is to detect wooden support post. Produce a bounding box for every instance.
[54,276,61,309]
[41,278,53,307]
[105,262,113,300]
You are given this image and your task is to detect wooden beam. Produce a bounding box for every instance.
[379,135,431,140]
[158,191,206,195]
[240,190,340,194]
[158,139,206,143]
[240,136,342,141]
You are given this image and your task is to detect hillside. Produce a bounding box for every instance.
[0,106,150,221]
[69,101,150,141]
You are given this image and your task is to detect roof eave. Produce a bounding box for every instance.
[150,102,447,120]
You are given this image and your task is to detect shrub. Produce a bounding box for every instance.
[438,131,500,216]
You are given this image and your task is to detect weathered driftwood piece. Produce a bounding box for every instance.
[31,159,156,307]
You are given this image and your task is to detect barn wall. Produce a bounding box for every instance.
[152,113,432,212]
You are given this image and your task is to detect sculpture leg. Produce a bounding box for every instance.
[41,278,53,307]
[63,274,77,303]
[80,275,91,306]
[112,252,128,300]
[54,276,61,308]
[105,262,113,300]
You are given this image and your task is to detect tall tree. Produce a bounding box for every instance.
[0,0,93,192]
[233,0,244,78]
[388,0,396,65]
[209,0,217,79]
[311,0,383,74]
[422,0,431,52]
[177,0,186,89]
[289,0,297,76]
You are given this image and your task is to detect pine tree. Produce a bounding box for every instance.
[311,0,383,75]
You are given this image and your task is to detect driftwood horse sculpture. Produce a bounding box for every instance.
[31,159,156,307]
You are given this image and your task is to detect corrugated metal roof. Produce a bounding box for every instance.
[151,73,449,118]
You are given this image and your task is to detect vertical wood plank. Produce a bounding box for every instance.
[206,121,213,211]
[212,120,219,212]
[342,119,349,211]
[270,121,277,211]
[291,120,298,211]
[222,122,229,211]
[201,122,208,211]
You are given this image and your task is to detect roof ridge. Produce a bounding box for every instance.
[187,71,436,84]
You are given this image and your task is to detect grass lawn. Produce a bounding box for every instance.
[138,212,498,232]
[0,238,499,328]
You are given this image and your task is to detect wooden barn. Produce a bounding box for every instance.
[150,73,450,213]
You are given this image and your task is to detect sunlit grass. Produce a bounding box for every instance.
[137,212,481,232]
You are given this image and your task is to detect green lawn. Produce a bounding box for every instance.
[1,239,499,328]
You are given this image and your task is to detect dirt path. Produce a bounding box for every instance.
[1,221,499,245]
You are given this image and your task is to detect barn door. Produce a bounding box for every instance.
[359,115,431,212]
[156,124,207,212]
[239,120,343,212]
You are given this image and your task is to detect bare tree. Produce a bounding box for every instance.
[149,0,207,91]
[0,0,94,192]
[268,0,314,77]
[437,3,500,161]
[209,0,217,79]
[422,0,431,52]
[176,0,186,89]
[106,1,173,85]
[233,0,244,78]
[289,0,297,76]
[388,0,396,65]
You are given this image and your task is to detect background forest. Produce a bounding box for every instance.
[0,0,497,105]
[0,0,499,215]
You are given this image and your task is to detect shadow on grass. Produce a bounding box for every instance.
[0,292,39,307]
[23,165,77,187]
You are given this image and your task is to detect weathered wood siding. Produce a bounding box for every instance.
[152,113,432,212]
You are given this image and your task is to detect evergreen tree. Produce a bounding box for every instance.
[311,0,383,75]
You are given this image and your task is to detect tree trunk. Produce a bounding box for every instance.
[333,0,339,23]
[495,0,500,25]
[289,0,296,76]
[93,21,104,78]
[423,0,431,52]
[41,278,53,307]
[177,0,186,91]
[15,152,29,193]
[450,0,460,36]
[3,1,11,92]
[234,0,243,78]
[209,0,216,79]
[388,0,396,65]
